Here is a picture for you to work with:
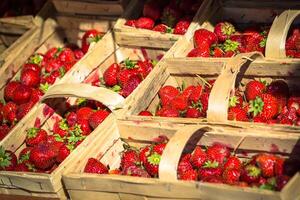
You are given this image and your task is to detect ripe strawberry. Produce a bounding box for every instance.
[135,17,155,30]
[158,85,180,107]
[170,95,188,111]
[45,47,61,59]
[76,107,94,121]
[81,29,102,54]
[206,143,230,164]
[12,85,32,105]
[198,161,222,179]
[84,158,108,174]
[56,144,72,163]
[228,106,249,122]
[4,81,21,101]
[125,19,136,27]
[182,85,196,100]
[138,111,153,116]
[185,107,201,118]
[136,59,154,78]
[255,153,277,178]
[173,19,191,35]
[152,24,171,33]
[187,46,210,57]
[190,146,206,168]
[177,156,193,176]
[2,102,17,123]
[30,142,58,170]
[223,50,235,57]
[109,169,121,175]
[240,165,261,184]
[245,80,266,101]
[73,49,84,60]
[117,68,139,87]
[122,165,150,177]
[120,75,142,97]
[204,80,215,93]
[194,29,218,47]
[53,119,69,138]
[0,147,17,171]
[143,1,161,20]
[77,119,92,135]
[274,156,285,176]
[189,85,203,103]
[22,63,41,74]
[18,147,32,163]
[156,107,179,117]
[30,88,43,104]
[26,127,47,146]
[120,149,140,170]
[152,143,166,155]
[14,162,35,172]
[103,63,120,87]
[212,46,224,57]
[144,152,161,177]
[88,110,110,129]
[139,145,151,164]
[47,135,64,151]
[180,169,197,181]
[249,94,279,120]
[201,175,223,183]
[244,32,266,54]
[199,92,210,116]
[20,69,40,87]
[223,168,240,184]
[223,156,242,170]
[66,112,77,127]
[58,48,75,63]
[287,97,300,116]
[16,102,34,121]
[214,22,236,42]
[44,58,63,73]
[0,125,10,140]
[161,5,182,27]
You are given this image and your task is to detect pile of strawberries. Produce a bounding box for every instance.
[138,80,215,118]
[83,140,294,191]
[228,79,300,126]
[0,99,110,172]
[125,0,202,35]
[0,29,102,141]
[187,22,268,57]
[98,58,156,98]
[286,28,300,58]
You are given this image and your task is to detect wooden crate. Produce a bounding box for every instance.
[166,0,300,62]
[116,51,300,133]
[112,0,204,49]
[266,10,300,61]
[0,83,125,199]
[63,121,300,200]
[52,0,131,17]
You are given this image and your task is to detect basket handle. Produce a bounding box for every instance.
[265,10,300,59]
[41,83,125,111]
[207,52,263,122]
[159,125,216,181]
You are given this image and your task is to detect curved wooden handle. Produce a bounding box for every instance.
[207,52,263,122]
[41,83,125,111]
[265,10,300,59]
[159,125,215,181]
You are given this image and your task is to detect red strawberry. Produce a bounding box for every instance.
[206,143,230,164]
[152,24,172,33]
[189,85,203,103]
[14,162,35,172]
[143,1,161,20]
[136,60,153,78]
[204,80,215,93]
[117,68,139,87]
[173,19,191,35]
[28,53,44,66]
[244,32,266,54]
[201,175,223,183]
[161,5,182,27]
[187,46,210,57]
[223,50,235,57]
[190,146,207,168]
[241,165,261,184]
[223,168,240,184]
[53,119,69,138]
[56,144,72,163]
[109,169,121,175]
[228,107,249,122]
[135,17,155,30]
[2,102,17,123]
[138,111,153,116]
[122,165,150,177]
[125,20,136,27]
[255,153,277,178]
[170,95,188,111]
[4,81,21,101]
[88,110,110,129]
[12,85,32,105]
[66,112,77,127]
[223,39,239,55]
[22,63,41,74]
[180,169,197,181]
[18,147,32,163]
[76,107,94,121]
[214,22,236,42]
[47,135,64,151]
[152,143,166,155]
[274,156,285,176]
[73,49,84,60]
[44,58,63,73]
[0,147,17,171]
[287,97,300,116]
[249,94,279,120]
[182,85,196,100]
[185,107,201,118]
[30,88,43,104]
[286,50,296,58]
[84,158,108,174]
[199,161,222,179]
[81,29,102,54]
[144,152,161,177]
[45,47,61,59]
[245,80,266,101]
[223,156,241,170]
[199,92,210,116]
[139,145,151,164]
[194,29,218,47]
[158,85,180,107]
[103,63,120,87]
[20,69,40,87]
[30,142,57,170]
[25,127,47,146]
[77,119,92,135]
[16,102,34,121]
[178,155,193,176]
[120,75,142,97]
[212,46,224,57]
[58,48,75,63]
[120,149,140,170]
[0,125,10,140]
[156,107,179,117]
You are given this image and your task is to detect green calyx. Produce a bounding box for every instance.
[191,101,203,111]
[69,124,82,137]
[248,97,264,117]
[166,27,173,34]
[111,85,121,92]
[28,54,43,65]
[76,98,87,106]
[259,38,267,47]
[18,151,30,164]
[221,22,236,36]
[147,153,161,165]
[54,134,64,142]
[203,160,219,168]
[181,81,187,92]
[0,147,11,168]
[124,58,136,69]
[59,67,66,78]
[66,144,75,151]
[59,119,69,131]
[39,83,50,93]
[246,165,261,177]
[223,39,239,52]
[27,127,39,138]
[151,60,158,66]
[87,35,102,44]
[229,96,239,107]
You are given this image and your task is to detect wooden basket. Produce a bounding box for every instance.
[112,0,204,49]
[266,10,300,61]
[63,122,300,200]
[52,0,131,17]
[117,51,300,133]
[0,83,125,199]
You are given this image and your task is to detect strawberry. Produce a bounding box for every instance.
[180,169,197,181]
[223,50,235,57]
[81,29,102,54]
[170,95,188,111]
[135,17,155,30]
[201,175,223,183]
[240,165,261,184]
[66,112,77,127]
[125,20,136,27]
[56,144,72,163]
[204,80,215,93]
[190,146,207,168]
[156,107,179,117]
[18,147,32,163]
[0,147,17,171]
[214,22,236,42]
[120,149,140,170]
[22,63,41,74]
[223,168,240,184]
[245,80,266,101]
[255,153,277,178]
[228,106,249,121]
[14,162,35,172]
[173,19,191,35]
[12,85,32,105]
[178,155,193,176]
[143,0,161,20]
[158,85,180,107]
[144,152,161,177]
[88,110,110,129]
[153,24,172,33]
[212,46,224,57]
[47,135,64,151]
[76,107,94,121]
[120,75,142,97]
[45,47,61,59]
[16,102,34,121]
[53,119,69,138]
[138,111,153,116]
[136,60,153,78]
[286,50,296,58]
[25,127,47,146]
[199,161,222,179]
[249,94,279,120]
[44,58,63,73]
[0,125,10,140]
[189,85,203,103]
[185,107,201,118]
[20,69,40,87]
[109,169,121,175]
[122,165,150,177]
[139,145,151,165]
[4,81,21,101]
[193,29,218,47]
[58,48,75,63]
[84,158,108,174]
[182,85,196,100]
[77,119,92,135]
[28,53,44,66]
[229,92,243,108]
[30,142,57,170]
[117,68,139,87]
[199,92,210,116]
[103,63,120,87]
[187,46,210,57]
[2,102,17,124]
[287,97,300,116]
[161,5,182,27]
[73,49,84,60]
[30,88,43,104]
[223,39,239,55]
[223,156,242,170]
[274,156,285,176]
[152,143,166,155]
[206,143,230,164]
[244,32,266,54]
